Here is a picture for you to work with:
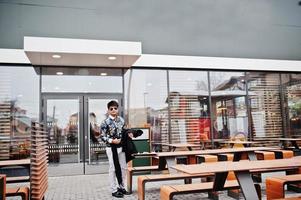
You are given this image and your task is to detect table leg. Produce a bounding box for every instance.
[247,152,257,161]
[188,147,192,151]
[158,157,167,170]
[172,147,176,152]
[233,152,242,161]
[212,172,228,191]
[235,170,260,200]
[165,157,177,174]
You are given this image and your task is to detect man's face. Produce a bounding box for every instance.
[108,106,118,116]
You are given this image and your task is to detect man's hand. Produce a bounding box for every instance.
[112,138,121,144]
[128,132,134,139]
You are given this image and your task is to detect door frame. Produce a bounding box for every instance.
[41,92,123,174]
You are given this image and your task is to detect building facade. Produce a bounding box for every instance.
[1,1,301,176]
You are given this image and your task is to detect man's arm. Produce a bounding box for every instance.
[100,121,112,144]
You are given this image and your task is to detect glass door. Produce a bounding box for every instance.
[42,93,122,176]
[83,95,122,174]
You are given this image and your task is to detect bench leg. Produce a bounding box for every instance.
[266,178,285,200]
[127,169,133,194]
[138,176,147,200]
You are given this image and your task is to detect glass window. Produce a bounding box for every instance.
[126,69,168,151]
[169,71,209,144]
[42,67,123,93]
[281,73,301,137]
[247,72,282,138]
[210,72,248,140]
[0,66,40,160]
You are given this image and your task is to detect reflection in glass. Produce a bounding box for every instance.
[127,70,168,151]
[247,72,282,138]
[169,71,209,144]
[86,98,112,174]
[210,72,248,140]
[0,66,39,160]
[47,99,79,164]
[282,74,301,137]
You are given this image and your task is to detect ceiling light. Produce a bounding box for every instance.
[100,73,107,76]
[52,54,61,59]
[108,56,117,60]
[56,72,63,75]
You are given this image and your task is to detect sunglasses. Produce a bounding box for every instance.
[109,107,118,111]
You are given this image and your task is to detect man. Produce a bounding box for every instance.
[100,100,130,198]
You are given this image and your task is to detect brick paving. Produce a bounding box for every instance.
[6,172,300,200]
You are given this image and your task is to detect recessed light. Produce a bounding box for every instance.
[56,72,63,75]
[100,73,107,76]
[108,56,117,60]
[52,54,61,59]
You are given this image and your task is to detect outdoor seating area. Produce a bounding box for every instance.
[128,141,301,200]
[0,122,48,200]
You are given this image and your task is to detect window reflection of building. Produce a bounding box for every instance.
[282,74,301,137]
[0,67,39,160]
[210,72,248,140]
[169,71,209,144]
[127,69,168,151]
[248,73,282,138]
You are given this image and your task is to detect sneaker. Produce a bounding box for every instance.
[112,191,124,198]
[118,188,131,195]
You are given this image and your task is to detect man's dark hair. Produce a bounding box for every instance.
[107,100,119,109]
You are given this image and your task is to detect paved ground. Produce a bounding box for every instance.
[6,171,301,200]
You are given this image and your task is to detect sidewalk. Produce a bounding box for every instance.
[45,173,241,200]
[7,172,300,200]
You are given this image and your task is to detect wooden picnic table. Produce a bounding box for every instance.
[267,138,301,150]
[172,157,301,200]
[0,159,31,183]
[156,146,279,172]
[162,143,201,151]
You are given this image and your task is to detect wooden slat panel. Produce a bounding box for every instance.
[30,122,48,200]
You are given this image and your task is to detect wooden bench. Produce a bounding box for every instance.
[6,176,30,183]
[160,180,261,200]
[266,174,301,200]
[0,174,29,200]
[6,187,30,200]
[270,150,294,159]
[127,165,160,193]
[255,151,275,160]
[196,155,218,163]
[137,173,214,200]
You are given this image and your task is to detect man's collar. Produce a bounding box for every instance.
[109,115,117,120]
